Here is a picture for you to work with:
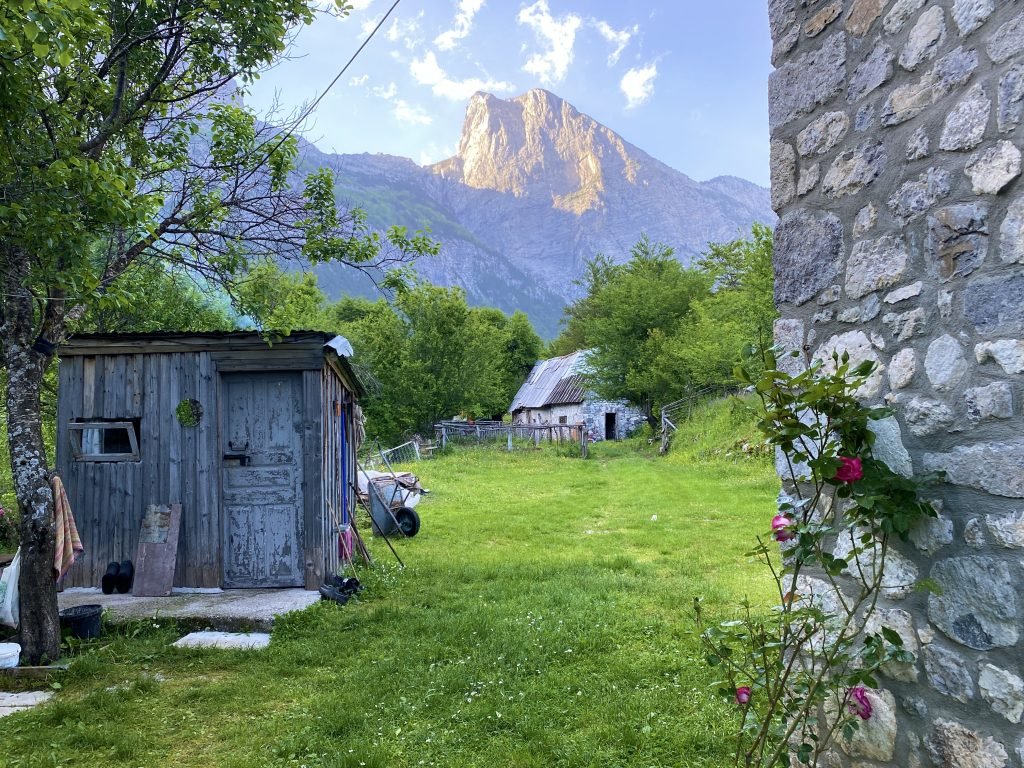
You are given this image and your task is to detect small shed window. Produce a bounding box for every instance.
[69,419,141,461]
[558,416,568,424]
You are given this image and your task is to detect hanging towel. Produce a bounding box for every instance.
[51,475,84,579]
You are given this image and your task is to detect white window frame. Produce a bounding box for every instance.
[68,420,140,462]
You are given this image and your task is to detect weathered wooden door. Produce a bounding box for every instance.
[220,372,304,588]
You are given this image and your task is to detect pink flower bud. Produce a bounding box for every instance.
[847,686,873,720]
[735,686,751,705]
[835,456,863,483]
[771,514,795,542]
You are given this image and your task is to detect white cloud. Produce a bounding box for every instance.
[349,0,374,10]
[360,14,382,36]
[395,100,433,125]
[349,74,369,87]
[517,0,581,85]
[620,63,657,109]
[386,13,423,50]
[593,20,637,66]
[373,81,398,99]
[435,0,486,51]
[410,50,515,100]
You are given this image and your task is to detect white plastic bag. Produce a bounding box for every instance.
[0,547,20,629]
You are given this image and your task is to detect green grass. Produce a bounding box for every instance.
[0,411,778,768]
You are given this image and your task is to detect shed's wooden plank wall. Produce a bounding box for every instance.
[56,340,358,591]
[319,364,357,583]
[58,351,220,588]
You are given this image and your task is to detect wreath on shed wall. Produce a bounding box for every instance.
[175,398,203,428]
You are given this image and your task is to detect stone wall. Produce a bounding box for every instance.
[579,399,646,441]
[768,1,1023,766]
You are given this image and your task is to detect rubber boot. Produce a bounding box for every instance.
[101,561,120,595]
[115,559,134,594]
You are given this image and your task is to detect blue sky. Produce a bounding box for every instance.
[247,1,774,186]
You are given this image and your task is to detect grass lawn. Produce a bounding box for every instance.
[0,407,778,768]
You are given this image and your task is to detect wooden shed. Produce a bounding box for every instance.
[55,331,362,591]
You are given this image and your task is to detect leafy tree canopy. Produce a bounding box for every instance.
[0,0,434,663]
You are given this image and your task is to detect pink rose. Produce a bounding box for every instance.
[771,514,795,543]
[847,686,872,720]
[735,686,751,705]
[834,456,863,483]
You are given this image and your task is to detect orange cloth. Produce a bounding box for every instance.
[52,476,83,579]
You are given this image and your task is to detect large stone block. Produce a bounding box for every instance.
[889,167,952,224]
[848,42,894,103]
[822,139,888,198]
[769,33,847,131]
[926,203,989,281]
[903,396,955,436]
[926,720,1009,767]
[964,272,1024,335]
[924,334,968,392]
[923,439,1024,498]
[864,608,920,682]
[846,235,910,299]
[883,307,927,341]
[806,2,842,37]
[900,6,946,71]
[844,0,887,36]
[814,330,885,399]
[797,111,850,157]
[939,83,990,151]
[952,0,994,37]
[869,416,913,477]
[768,0,796,42]
[924,642,976,702]
[774,210,843,306]
[928,556,1020,649]
[978,664,1024,724]
[773,318,807,375]
[998,195,1024,263]
[964,382,1013,423]
[985,511,1024,549]
[882,47,978,126]
[884,0,925,35]
[909,512,954,555]
[833,528,919,599]
[975,339,1024,373]
[771,140,797,210]
[888,347,916,390]
[837,688,898,761]
[997,63,1024,133]
[988,11,1024,64]
[965,141,1022,194]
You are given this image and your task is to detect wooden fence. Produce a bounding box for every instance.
[434,421,589,457]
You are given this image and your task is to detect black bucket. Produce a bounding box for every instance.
[59,604,103,639]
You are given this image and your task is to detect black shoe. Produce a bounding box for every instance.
[327,575,362,594]
[318,584,350,605]
[115,560,134,594]
[101,562,120,595]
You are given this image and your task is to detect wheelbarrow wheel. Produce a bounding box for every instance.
[395,506,420,537]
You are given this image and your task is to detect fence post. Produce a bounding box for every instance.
[441,426,447,450]
[507,429,513,452]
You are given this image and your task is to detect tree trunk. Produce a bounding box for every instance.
[4,339,61,664]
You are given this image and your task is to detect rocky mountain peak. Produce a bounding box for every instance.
[430,89,657,214]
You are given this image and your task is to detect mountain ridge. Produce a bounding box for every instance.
[305,89,775,338]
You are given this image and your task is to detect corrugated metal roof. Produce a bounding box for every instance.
[509,351,591,412]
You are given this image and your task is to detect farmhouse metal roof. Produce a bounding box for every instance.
[509,351,591,412]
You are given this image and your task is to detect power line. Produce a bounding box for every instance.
[259,0,404,162]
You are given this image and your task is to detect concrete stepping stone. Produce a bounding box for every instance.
[0,691,54,718]
[172,631,270,650]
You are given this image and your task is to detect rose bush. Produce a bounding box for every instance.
[695,348,939,767]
